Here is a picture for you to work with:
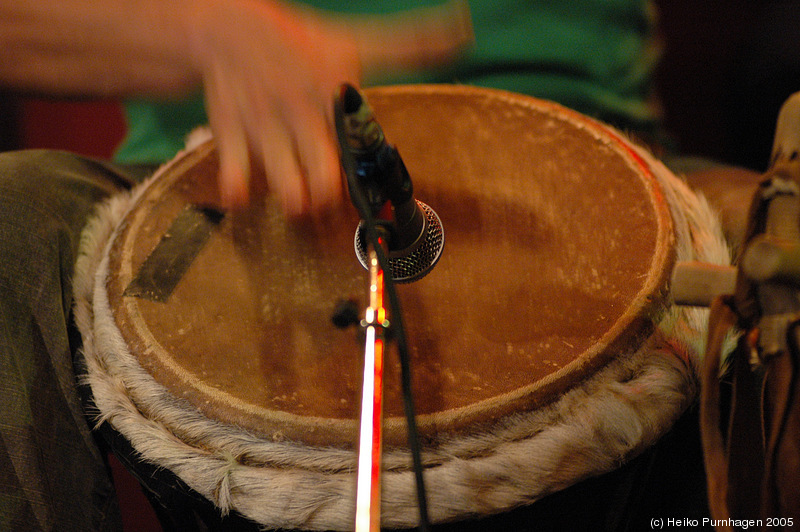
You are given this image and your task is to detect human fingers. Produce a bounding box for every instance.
[279,88,344,214]
[256,117,308,216]
[235,70,343,215]
[190,0,351,213]
[202,61,251,208]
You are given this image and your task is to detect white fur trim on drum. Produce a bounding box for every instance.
[73,137,729,531]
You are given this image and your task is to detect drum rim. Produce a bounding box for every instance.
[103,84,676,446]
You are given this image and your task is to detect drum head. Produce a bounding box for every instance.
[105,85,674,447]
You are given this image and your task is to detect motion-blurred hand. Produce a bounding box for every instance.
[189,0,473,214]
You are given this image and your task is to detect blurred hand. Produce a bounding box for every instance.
[188,0,473,214]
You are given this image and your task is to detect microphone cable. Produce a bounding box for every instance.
[333,87,431,532]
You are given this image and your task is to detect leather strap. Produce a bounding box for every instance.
[700,296,738,530]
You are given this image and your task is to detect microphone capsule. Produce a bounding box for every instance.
[354,200,444,283]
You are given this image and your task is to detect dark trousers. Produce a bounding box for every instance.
[0,150,132,531]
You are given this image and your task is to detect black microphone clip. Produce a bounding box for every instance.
[336,84,444,283]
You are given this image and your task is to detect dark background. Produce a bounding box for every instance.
[654,0,800,170]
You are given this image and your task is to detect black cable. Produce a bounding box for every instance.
[334,90,431,532]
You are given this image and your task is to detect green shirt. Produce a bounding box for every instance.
[115,0,659,164]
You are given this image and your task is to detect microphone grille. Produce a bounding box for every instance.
[354,201,444,283]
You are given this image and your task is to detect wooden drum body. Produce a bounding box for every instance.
[74,85,729,530]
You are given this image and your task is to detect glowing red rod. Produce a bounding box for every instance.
[355,242,388,532]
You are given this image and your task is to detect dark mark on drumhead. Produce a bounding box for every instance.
[124,205,225,302]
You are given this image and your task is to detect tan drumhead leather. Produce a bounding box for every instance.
[106,85,674,447]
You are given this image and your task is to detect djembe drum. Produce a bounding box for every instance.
[73,85,728,530]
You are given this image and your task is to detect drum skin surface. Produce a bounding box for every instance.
[105,85,674,447]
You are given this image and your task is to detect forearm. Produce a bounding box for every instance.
[0,0,200,98]
[0,0,472,214]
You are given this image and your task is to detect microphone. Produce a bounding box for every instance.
[337,84,444,283]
